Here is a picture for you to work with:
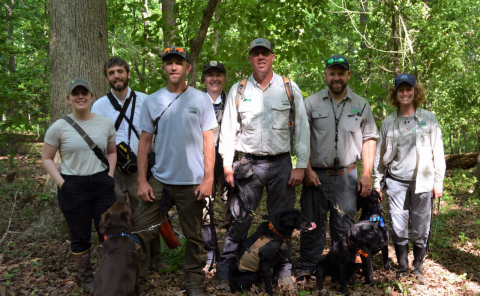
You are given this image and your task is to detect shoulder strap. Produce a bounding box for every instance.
[62,116,110,169]
[235,78,248,108]
[282,77,295,155]
[108,92,140,139]
[153,86,188,137]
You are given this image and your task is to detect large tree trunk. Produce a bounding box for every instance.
[49,0,109,122]
[24,0,109,240]
[445,152,479,170]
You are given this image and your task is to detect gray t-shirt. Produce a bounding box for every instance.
[389,114,417,181]
[139,87,217,185]
[44,114,116,176]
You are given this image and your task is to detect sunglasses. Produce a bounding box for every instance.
[164,47,185,54]
[325,57,346,66]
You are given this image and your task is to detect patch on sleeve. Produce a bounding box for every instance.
[189,107,198,114]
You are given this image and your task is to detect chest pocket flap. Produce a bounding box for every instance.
[272,104,290,130]
[311,110,328,130]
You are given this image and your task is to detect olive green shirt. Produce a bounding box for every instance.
[305,87,378,168]
[219,72,310,168]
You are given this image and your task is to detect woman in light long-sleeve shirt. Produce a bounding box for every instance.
[373,74,445,283]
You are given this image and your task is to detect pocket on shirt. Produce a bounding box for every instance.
[238,103,256,131]
[311,110,328,130]
[346,113,362,133]
[271,104,290,130]
[420,133,430,146]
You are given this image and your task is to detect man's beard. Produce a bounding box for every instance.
[168,73,186,85]
[328,80,347,95]
[109,78,129,92]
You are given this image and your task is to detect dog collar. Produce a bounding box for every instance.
[367,214,385,227]
[268,222,290,243]
[347,237,369,258]
[105,232,140,244]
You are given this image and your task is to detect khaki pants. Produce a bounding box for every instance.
[133,177,206,288]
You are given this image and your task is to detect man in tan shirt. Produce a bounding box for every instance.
[216,38,310,292]
[296,55,378,279]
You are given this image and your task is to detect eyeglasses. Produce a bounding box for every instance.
[164,47,185,54]
[325,57,346,66]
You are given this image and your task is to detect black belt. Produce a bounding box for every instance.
[242,152,290,163]
[312,164,357,176]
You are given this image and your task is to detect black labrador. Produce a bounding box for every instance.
[229,208,316,295]
[357,189,390,282]
[316,220,384,295]
[94,202,141,296]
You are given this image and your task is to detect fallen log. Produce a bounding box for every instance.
[445,151,479,170]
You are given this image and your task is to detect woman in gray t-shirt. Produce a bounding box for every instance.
[42,78,117,293]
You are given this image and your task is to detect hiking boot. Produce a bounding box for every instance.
[394,243,408,279]
[278,276,299,291]
[186,286,205,296]
[216,278,231,293]
[413,245,425,284]
[72,250,94,293]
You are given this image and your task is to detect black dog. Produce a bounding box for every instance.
[229,208,316,295]
[94,202,141,296]
[357,189,390,282]
[316,220,384,295]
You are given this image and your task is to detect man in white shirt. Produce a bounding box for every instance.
[91,57,168,271]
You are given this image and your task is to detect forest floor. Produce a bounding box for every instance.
[0,134,479,296]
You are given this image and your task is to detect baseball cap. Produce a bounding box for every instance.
[394,73,416,89]
[202,60,226,74]
[325,54,350,70]
[162,46,190,63]
[67,78,92,94]
[249,38,273,54]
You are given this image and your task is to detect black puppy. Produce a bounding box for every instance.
[229,208,316,295]
[316,220,384,295]
[357,189,390,282]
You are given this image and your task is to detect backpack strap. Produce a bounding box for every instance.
[282,77,295,155]
[235,78,248,108]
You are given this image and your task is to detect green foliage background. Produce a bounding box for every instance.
[1,0,479,154]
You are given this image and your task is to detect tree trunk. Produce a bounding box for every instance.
[162,0,177,47]
[445,152,478,170]
[476,132,480,194]
[24,0,109,240]
[187,0,221,86]
[391,1,399,76]
[49,0,109,123]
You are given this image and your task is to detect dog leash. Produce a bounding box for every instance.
[132,194,200,234]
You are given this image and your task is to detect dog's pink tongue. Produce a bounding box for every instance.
[308,222,317,230]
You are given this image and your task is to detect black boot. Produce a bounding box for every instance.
[394,244,408,278]
[413,245,426,284]
[73,251,94,293]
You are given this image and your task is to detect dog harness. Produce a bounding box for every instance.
[238,236,273,272]
[237,222,290,272]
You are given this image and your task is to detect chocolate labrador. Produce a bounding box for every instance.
[93,202,141,296]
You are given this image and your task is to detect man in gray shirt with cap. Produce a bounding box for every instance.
[216,38,310,292]
[296,55,378,280]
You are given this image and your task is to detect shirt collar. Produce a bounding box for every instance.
[109,86,132,105]
[249,71,277,89]
[207,92,223,104]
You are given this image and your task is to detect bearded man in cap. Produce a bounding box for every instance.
[216,38,310,292]
[296,55,379,280]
